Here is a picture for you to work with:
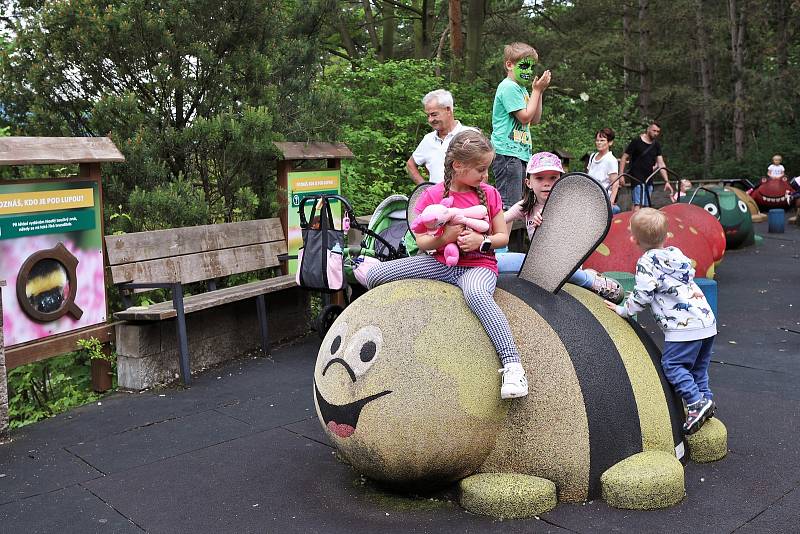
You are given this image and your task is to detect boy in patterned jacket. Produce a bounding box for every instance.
[604,208,718,435]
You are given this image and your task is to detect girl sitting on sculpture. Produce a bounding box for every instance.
[496,151,624,304]
[365,130,528,400]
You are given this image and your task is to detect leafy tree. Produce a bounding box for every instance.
[326,58,493,213]
[1,0,343,224]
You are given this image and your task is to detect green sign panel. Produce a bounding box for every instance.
[0,208,96,240]
[287,170,341,274]
[290,189,340,207]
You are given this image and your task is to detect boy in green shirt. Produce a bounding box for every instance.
[491,42,552,209]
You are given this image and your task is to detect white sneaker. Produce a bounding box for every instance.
[499,362,528,399]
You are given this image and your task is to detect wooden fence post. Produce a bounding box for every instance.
[1,280,8,442]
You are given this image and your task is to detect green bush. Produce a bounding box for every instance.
[127,177,210,232]
[7,352,102,429]
[326,59,445,214]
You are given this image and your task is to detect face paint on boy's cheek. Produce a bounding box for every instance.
[514,61,535,84]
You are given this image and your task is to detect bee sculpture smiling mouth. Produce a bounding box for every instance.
[314,357,391,438]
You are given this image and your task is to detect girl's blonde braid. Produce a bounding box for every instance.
[442,170,452,200]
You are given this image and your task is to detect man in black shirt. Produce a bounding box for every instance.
[618,122,674,210]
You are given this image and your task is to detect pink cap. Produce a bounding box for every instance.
[526,152,564,175]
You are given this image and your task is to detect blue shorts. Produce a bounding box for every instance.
[491,154,526,210]
[631,183,654,207]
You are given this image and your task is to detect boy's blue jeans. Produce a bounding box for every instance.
[661,336,715,404]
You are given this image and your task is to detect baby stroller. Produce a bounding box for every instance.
[296,193,410,337]
[345,183,434,288]
[345,193,411,288]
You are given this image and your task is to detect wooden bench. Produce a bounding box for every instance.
[105,218,296,385]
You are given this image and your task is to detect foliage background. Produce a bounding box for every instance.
[3,0,799,217]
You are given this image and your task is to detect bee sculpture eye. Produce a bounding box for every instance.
[346,326,383,377]
[324,321,348,361]
[360,341,377,362]
[330,335,342,355]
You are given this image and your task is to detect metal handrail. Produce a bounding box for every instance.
[609,167,681,206]
[682,186,722,220]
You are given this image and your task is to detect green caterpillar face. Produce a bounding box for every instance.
[687,187,753,248]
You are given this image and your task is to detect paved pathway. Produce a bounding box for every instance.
[1,220,798,533]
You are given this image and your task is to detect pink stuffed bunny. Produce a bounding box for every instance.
[410,197,490,266]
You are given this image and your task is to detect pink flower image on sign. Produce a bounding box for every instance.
[1,234,106,346]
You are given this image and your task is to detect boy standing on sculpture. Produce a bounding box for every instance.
[604,208,718,435]
[490,42,551,210]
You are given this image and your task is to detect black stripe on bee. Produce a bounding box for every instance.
[497,275,643,498]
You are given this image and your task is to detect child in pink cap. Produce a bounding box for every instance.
[496,151,624,303]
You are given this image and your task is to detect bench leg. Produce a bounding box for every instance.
[256,294,270,356]
[172,284,192,386]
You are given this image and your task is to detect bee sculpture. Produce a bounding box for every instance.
[313,174,727,517]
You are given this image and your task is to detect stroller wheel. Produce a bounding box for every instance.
[315,304,344,338]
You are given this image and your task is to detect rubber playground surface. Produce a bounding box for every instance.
[1,219,798,533]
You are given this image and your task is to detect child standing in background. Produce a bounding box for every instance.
[767,154,785,180]
[605,208,718,435]
[366,130,528,400]
[490,42,551,210]
[672,179,693,203]
[497,151,624,304]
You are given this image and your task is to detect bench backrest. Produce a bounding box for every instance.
[105,218,287,285]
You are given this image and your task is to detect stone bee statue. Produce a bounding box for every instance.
[313,174,727,518]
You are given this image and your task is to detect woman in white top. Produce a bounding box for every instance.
[587,127,621,214]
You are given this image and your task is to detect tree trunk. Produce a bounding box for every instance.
[695,0,713,178]
[449,0,464,81]
[622,0,632,98]
[689,108,703,163]
[414,0,435,58]
[465,0,485,80]
[728,0,746,161]
[381,1,395,60]
[336,19,358,61]
[638,0,650,118]
[361,0,382,59]
[424,0,435,57]
[774,0,790,119]
[775,0,789,73]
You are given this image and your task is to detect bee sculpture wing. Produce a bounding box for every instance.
[519,172,612,293]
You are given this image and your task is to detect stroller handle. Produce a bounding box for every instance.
[298,194,357,228]
[298,194,403,261]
